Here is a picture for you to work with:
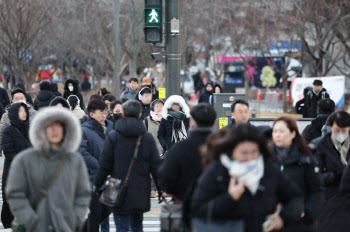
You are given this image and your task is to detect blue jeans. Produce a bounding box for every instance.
[100,217,109,232]
[114,213,143,232]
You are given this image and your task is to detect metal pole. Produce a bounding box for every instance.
[114,0,120,97]
[165,0,181,96]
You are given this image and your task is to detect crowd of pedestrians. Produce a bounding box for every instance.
[0,77,348,232]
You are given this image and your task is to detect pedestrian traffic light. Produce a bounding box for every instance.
[144,0,162,43]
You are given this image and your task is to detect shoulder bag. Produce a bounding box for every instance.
[99,135,143,207]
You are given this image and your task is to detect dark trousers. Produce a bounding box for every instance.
[1,185,13,228]
[82,193,111,232]
[114,213,143,232]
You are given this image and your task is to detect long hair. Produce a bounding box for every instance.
[201,124,273,169]
[273,117,312,156]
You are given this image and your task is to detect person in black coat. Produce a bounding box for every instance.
[223,99,250,129]
[295,87,312,118]
[305,80,330,118]
[191,124,303,232]
[159,103,216,201]
[317,163,350,232]
[0,87,10,108]
[136,87,153,120]
[314,111,350,200]
[15,83,33,106]
[94,100,161,232]
[63,79,85,110]
[302,98,335,143]
[157,95,190,153]
[272,117,324,232]
[1,102,31,228]
[50,82,62,97]
[33,81,56,110]
[198,83,213,104]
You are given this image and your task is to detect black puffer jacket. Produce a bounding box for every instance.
[141,103,151,120]
[305,88,330,118]
[159,127,212,201]
[272,143,325,232]
[301,114,329,143]
[157,117,190,152]
[191,159,304,232]
[33,90,55,110]
[94,117,161,214]
[63,79,85,110]
[198,83,213,104]
[314,133,350,199]
[1,103,31,192]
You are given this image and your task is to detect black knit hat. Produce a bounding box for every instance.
[317,99,335,114]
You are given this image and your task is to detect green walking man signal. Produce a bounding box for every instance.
[144,0,162,43]
[148,9,159,23]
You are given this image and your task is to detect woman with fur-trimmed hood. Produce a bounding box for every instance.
[63,79,85,110]
[6,107,91,232]
[157,95,190,154]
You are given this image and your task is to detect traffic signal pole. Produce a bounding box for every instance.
[165,0,181,96]
[114,0,120,97]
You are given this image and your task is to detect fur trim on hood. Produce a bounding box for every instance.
[29,107,81,153]
[162,95,190,119]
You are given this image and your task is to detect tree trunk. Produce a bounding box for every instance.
[129,59,137,79]
[282,75,288,113]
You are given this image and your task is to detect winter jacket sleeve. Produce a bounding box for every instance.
[0,112,10,152]
[157,118,168,151]
[301,125,312,143]
[2,89,10,108]
[303,162,325,222]
[120,90,126,100]
[77,93,85,110]
[2,127,16,161]
[148,134,161,189]
[33,99,38,111]
[198,94,204,103]
[158,145,180,195]
[314,150,338,186]
[78,132,99,171]
[94,131,116,189]
[340,164,350,194]
[6,155,39,231]
[74,154,92,230]
[295,99,303,114]
[191,163,250,219]
[276,168,304,225]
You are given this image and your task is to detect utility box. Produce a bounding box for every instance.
[213,93,245,129]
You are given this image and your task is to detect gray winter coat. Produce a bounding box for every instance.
[120,87,140,100]
[0,103,37,151]
[6,107,91,232]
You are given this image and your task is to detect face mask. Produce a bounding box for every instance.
[113,113,123,121]
[68,86,74,91]
[333,133,348,143]
[220,154,264,195]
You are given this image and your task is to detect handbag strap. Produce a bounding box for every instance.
[32,152,69,209]
[123,135,143,188]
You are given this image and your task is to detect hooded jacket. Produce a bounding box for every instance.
[33,90,56,110]
[94,117,161,214]
[198,83,213,104]
[2,102,31,188]
[157,95,190,152]
[63,79,85,110]
[5,107,91,232]
[120,86,140,100]
[0,102,37,152]
[78,117,113,183]
[305,88,330,118]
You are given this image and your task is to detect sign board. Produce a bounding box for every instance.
[291,76,345,108]
[159,88,166,99]
[219,117,229,129]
